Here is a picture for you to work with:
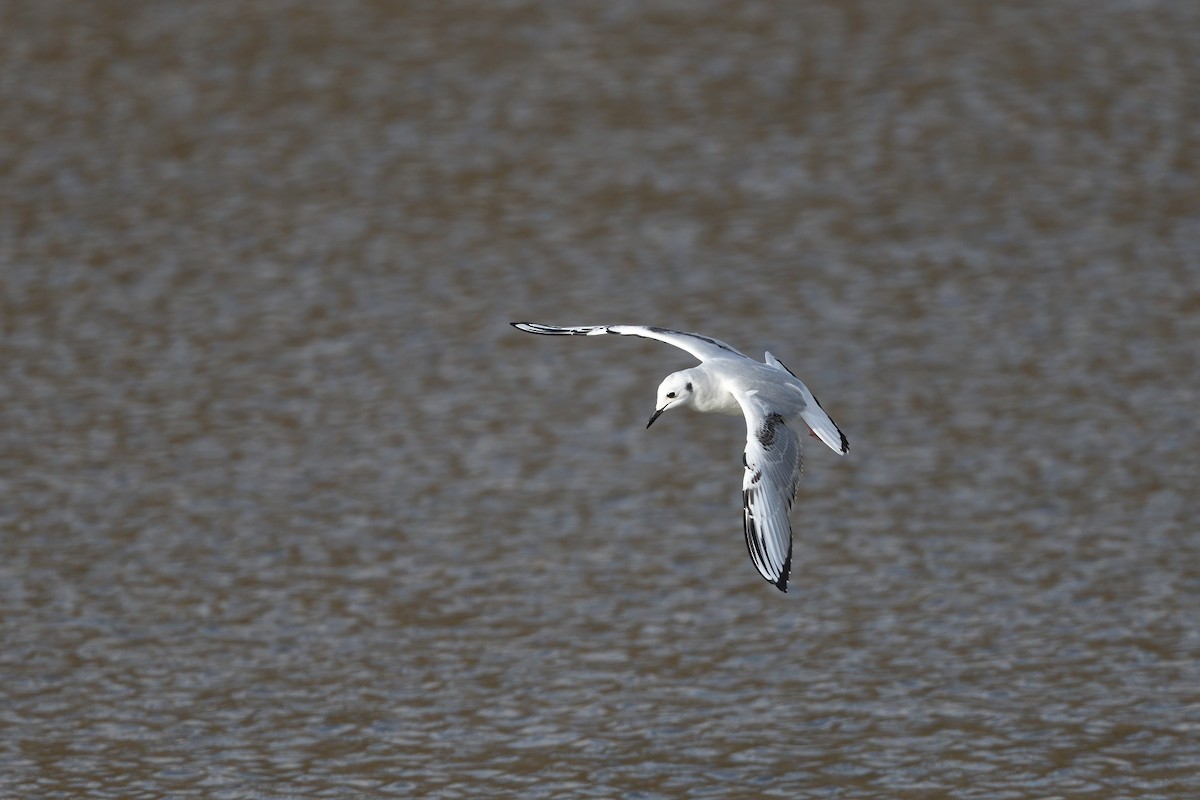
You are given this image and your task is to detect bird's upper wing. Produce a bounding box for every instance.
[734,391,803,593]
[511,322,748,363]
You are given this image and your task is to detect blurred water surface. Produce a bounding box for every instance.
[1,1,1198,798]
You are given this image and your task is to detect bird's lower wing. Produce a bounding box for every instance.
[738,399,803,592]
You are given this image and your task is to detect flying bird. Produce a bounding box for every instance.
[510,322,848,592]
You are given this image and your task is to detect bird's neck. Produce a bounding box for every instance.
[690,372,742,416]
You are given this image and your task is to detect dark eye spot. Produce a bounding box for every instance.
[686,382,692,392]
[666,391,676,399]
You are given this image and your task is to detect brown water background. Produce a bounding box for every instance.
[2,2,1198,797]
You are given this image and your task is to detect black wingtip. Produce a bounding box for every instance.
[774,546,793,593]
[840,430,850,454]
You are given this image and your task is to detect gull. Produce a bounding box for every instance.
[510,322,849,592]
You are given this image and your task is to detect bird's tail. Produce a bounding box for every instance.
[765,352,849,455]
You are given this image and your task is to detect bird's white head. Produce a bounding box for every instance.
[646,370,698,428]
